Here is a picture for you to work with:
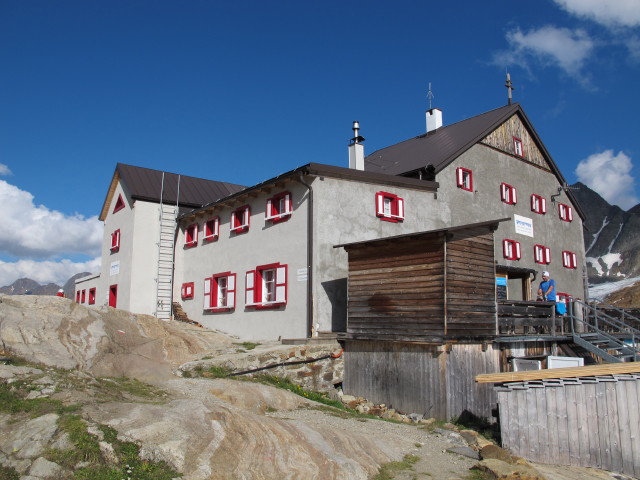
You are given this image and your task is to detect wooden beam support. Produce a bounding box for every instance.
[476,362,640,384]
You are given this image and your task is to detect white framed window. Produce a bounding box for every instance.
[204,217,220,242]
[110,229,121,252]
[245,263,287,309]
[185,223,198,247]
[562,251,578,269]
[534,245,551,264]
[204,272,236,311]
[513,137,524,157]
[558,203,573,222]
[502,239,521,260]
[181,282,195,299]
[500,183,517,205]
[456,167,473,191]
[266,192,292,223]
[530,194,546,214]
[375,191,405,223]
[231,206,250,233]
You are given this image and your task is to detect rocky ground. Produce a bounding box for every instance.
[0,295,634,479]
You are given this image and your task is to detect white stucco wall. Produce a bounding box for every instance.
[175,182,309,340]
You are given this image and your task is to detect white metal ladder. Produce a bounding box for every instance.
[155,173,179,321]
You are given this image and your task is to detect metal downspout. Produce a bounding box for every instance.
[299,172,314,338]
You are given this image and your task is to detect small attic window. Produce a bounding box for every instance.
[513,137,524,157]
[113,194,125,213]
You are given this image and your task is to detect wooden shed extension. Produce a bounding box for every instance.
[337,219,508,343]
[336,220,509,421]
[477,363,640,478]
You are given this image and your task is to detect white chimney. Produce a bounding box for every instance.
[348,121,365,170]
[426,108,442,133]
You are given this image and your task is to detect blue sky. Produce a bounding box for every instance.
[1,0,639,285]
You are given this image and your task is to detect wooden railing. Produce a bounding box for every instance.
[497,301,557,335]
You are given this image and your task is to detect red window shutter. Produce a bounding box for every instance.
[243,207,249,226]
[275,265,287,304]
[284,193,292,214]
[512,187,518,204]
[502,240,510,258]
[568,206,573,221]
[456,168,464,187]
[501,184,507,202]
[76,291,80,303]
[541,198,546,213]
[515,242,521,259]
[228,274,236,309]
[530,195,536,211]
[245,271,256,305]
[231,211,237,229]
[203,277,212,309]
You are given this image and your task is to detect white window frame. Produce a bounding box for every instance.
[513,137,524,157]
[245,263,287,308]
[456,167,473,191]
[185,223,198,247]
[204,217,220,242]
[530,194,546,214]
[266,192,292,223]
[231,206,250,233]
[558,203,573,222]
[500,183,518,205]
[204,273,236,311]
[375,191,405,223]
[502,239,522,260]
[534,244,551,264]
[562,251,578,269]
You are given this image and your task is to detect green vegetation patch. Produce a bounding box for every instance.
[372,454,420,480]
[253,374,346,409]
[191,364,232,378]
[46,416,180,480]
[0,464,20,480]
[97,377,168,402]
[232,342,260,350]
[0,380,77,417]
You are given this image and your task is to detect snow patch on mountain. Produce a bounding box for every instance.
[586,253,623,276]
[589,276,640,300]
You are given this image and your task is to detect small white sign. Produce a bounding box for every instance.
[514,214,534,237]
[297,268,308,281]
[110,261,120,276]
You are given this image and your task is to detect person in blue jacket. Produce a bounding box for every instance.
[537,271,556,301]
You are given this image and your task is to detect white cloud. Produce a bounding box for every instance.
[0,179,103,258]
[554,0,640,28]
[0,257,101,287]
[575,150,639,209]
[0,164,12,176]
[494,26,595,86]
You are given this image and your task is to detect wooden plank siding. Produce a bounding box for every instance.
[346,236,446,341]
[495,375,640,478]
[343,340,500,420]
[445,229,496,337]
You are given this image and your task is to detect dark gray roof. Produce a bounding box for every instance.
[365,104,521,176]
[364,103,587,221]
[116,163,246,206]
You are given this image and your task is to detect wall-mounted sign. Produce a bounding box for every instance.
[297,268,308,281]
[110,261,120,276]
[514,214,534,237]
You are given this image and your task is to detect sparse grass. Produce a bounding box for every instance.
[192,364,232,378]
[372,454,420,480]
[464,468,490,480]
[253,374,346,409]
[46,416,181,479]
[233,342,260,350]
[0,464,20,480]
[0,380,77,417]
[97,377,167,402]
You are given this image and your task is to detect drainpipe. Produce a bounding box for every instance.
[299,171,314,338]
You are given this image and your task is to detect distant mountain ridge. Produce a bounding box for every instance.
[572,182,640,283]
[0,273,91,298]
